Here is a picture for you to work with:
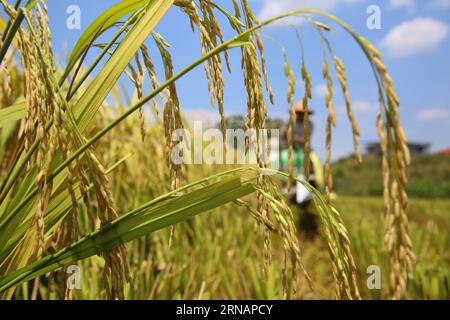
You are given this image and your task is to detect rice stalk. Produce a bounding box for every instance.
[284,54,296,191]
[301,61,312,179]
[126,52,146,141]
[153,31,184,247]
[140,44,161,115]
[12,1,134,299]
[334,56,362,164]
[363,39,415,299]
[322,57,335,201]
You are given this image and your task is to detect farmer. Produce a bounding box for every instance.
[292,101,314,150]
[287,101,321,239]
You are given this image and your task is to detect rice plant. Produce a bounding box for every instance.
[0,0,414,300]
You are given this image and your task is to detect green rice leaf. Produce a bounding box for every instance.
[0,98,26,128]
[0,174,256,292]
[75,0,173,132]
[61,0,149,80]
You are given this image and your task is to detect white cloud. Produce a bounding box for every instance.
[431,0,450,9]
[417,107,450,121]
[337,101,377,114]
[381,18,448,57]
[257,0,357,24]
[183,109,220,127]
[387,0,450,10]
[314,83,328,98]
[352,101,377,113]
[389,0,415,10]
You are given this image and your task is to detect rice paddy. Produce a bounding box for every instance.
[0,0,447,300]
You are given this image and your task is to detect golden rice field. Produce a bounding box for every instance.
[0,0,446,300]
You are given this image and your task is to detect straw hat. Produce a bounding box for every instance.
[294,101,314,114]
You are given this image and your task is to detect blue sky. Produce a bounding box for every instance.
[42,0,450,160]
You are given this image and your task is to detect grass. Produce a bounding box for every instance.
[333,197,449,299]
[12,194,445,300]
[333,154,450,198]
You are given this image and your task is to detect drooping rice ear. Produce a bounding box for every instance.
[255,32,274,105]
[0,49,15,101]
[284,54,296,191]
[75,158,94,227]
[231,0,241,18]
[32,15,133,295]
[153,32,183,164]
[314,21,332,32]
[384,111,415,299]
[322,59,336,126]
[256,180,314,298]
[53,163,80,299]
[284,22,361,299]
[125,52,146,142]
[361,37,401,107]
[153,31,184,248]
[325,117,333,202]
[140,44,161,115]
[241,0,274,105]
[301,61,312,179]
[257,184,272,278]
[16,4,56,252]
[361,34,415,298]
[178,1,228,145]
[334,56,362,163]
[238,2,286,281]
[309,23,408,298]
[23,3,88,277]
[84,150,131,299]
[202,3,228,149]
[134,53,146,142]
[321,56,335,202]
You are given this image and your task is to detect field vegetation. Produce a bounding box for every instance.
[0,0,445,300]
[333,153,450,198]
